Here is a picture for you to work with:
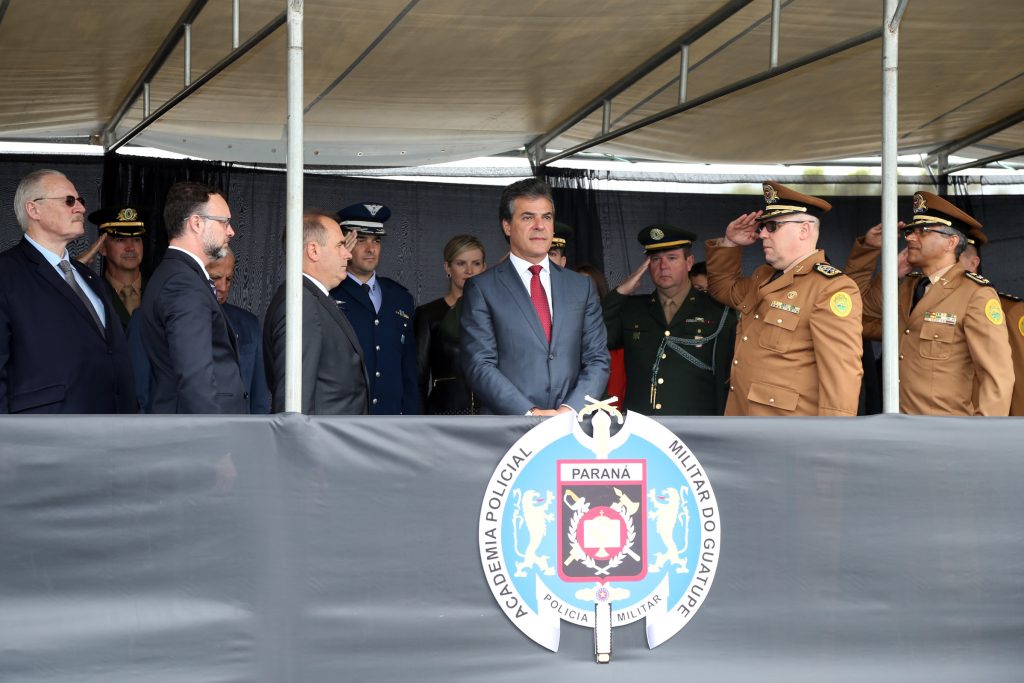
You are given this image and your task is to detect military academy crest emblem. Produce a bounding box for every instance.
[478,399,721,662]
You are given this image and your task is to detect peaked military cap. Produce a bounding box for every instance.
[551,222,574,251]
[337,202,391,235]
[907,191,982,235]
[88,206,146,236]
[638,224,697,253]
[757,181,832,221]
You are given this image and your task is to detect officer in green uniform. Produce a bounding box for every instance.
[603,224,736,415]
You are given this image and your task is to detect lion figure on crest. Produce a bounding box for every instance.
[648,487,691,574]
[512,489,556,577]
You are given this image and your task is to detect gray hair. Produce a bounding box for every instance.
[14,169,66,231]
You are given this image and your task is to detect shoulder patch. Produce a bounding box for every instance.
[814,263,843,278]
[999,291,1022,302]
[964,271,990,286]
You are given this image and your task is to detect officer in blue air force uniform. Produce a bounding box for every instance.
[329,202,419,415]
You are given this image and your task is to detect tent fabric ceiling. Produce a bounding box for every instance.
[0,0,1021,168]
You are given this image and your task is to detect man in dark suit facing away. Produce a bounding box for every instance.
[0,169,136,413]
[461,178,609,415]
[264,209,370,414]
[139,181,246,414]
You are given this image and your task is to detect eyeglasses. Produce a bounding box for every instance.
[900,225,955,239]
[33,195,85,208]
[758,219,807,233]
[195,214,232,229]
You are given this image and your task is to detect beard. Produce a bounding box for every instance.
[202,228,228,261]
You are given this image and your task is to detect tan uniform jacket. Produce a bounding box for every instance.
[846,238,1012,415]
[705,244,863,416]
[1001,294,1024,416]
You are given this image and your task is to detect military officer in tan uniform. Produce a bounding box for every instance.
[962,227,1024,416]
[604,225,736,415]
[845,192,1012,415]
[705,182,863,416]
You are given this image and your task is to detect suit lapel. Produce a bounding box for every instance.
[341,277,375,312]
[165,249,239,359]
[497,258,549,347]
[309,279,367,366]
[21,240,106,338]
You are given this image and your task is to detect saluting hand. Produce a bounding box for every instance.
[722,211,762,247]
[74,232,108,265]
[863,220,905,248]
[343,228,358,253]
[897,247,911,277]
[615,257,650,295]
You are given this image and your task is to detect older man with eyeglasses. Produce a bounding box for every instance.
[0,169,137,413]
[845,192,1012,415]
[704,181,864,416]
[138,181,246,414]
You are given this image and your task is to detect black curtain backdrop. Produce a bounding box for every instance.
[3,153,1023,324]
[539,167,605,272]
[100,153,235,280]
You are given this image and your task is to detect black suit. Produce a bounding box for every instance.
[0,238,135,413]
[139,248,246,414]
[264,276,370,415]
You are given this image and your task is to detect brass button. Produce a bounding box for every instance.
[904,329,910,335]
[742,335,748,341]
[729,385,734,391]
[899,354,904,360]
[776,318,783,324]
[933,334,939,339]
[655,403,662,410]
[769,398,775,404]
[661,353,667,359]
[657,378,664,385]
[664,330,670,337]
[733,360,738,365]
[754,314,760,319]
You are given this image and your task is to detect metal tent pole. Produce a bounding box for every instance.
[881,0,907,413]
[285,0,304,412]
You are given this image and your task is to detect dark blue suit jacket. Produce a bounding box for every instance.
[0,238,136,413]
[223,303,271,414]
[128,303,270,414]
[461,257,609,414]
[138,248,246,414]
[330,275,418,415]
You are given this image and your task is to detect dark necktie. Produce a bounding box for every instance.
[58,259,104,337]
[528,265,552,343]
[768,269,784,283]
[912,276,929,309]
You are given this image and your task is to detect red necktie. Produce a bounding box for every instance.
[529,264,552,343]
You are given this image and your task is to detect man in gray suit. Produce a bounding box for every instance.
[263,210,369,414]
[461,178,609,415]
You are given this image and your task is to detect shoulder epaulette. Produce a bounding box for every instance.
[964,271,990,286]
[814,263,843,278]
[999,291,1022,302]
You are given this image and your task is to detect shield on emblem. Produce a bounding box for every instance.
[557,459,646,583]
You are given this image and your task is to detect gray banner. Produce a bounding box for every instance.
[1,415,1021,681]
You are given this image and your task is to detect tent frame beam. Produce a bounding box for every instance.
[536,28,882,167]
[103,9,286,152]
[526,0,756,168]
[944,147,1024,175]
[924,106,1024,169]
[99,0,210,147]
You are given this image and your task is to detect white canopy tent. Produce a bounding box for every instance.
[2,0,1020,413]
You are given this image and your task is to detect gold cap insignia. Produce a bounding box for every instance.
[913,193,927,214]
[117,208,138,221]
[649,227,664,241]
[763,183,779,203]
